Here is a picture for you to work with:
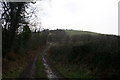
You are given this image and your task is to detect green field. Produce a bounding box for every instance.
[65,30,99,36]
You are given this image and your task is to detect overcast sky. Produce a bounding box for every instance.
[32,0,120,35]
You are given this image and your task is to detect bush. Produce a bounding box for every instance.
[6,53,17,61]
[48,34,120,75]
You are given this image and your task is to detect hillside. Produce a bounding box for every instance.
[47,29,120,79]
[2,28,120,79]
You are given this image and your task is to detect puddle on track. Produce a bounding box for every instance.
[42,57,58,80]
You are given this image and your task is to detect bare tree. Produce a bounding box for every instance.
[1,2,36,56]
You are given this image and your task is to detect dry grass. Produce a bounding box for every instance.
[2,45,46,78]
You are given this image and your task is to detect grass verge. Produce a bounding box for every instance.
[52,62,96,79]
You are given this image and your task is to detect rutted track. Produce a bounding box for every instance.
[19,44,67,80]
[19,54,38,79]
[41,44,67,80]
[43,56,58,79]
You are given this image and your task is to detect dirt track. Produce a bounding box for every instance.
[19,54,38,79]
[41,44,66,80]
[19,44,66,80]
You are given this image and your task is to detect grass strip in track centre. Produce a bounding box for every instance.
[35,55,48,78]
